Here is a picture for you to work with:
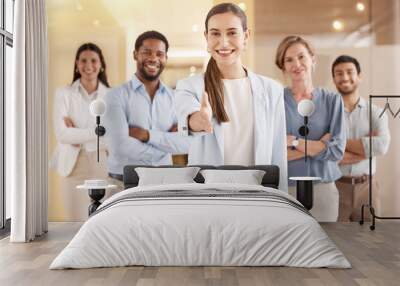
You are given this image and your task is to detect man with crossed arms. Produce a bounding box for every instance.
[332,55,390,222]
[104,31,191,188]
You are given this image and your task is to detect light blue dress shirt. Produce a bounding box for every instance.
[284,87,346,185]
[339,97,390,176]
[175,71,288,192]
[103,75,191,175]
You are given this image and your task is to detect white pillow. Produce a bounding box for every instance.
[135,167,200,186]
[200,169,266,185]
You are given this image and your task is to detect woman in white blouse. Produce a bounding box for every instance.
[175,3,287,191]
[51,43,110,221]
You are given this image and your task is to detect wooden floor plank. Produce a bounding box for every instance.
[0,222,399,286]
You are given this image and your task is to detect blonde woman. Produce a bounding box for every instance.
[175,3,287,192]
[275,36,346,222]
[51,43,109,221]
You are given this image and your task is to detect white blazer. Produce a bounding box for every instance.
[175,71,288,192]
[50,80,109,177]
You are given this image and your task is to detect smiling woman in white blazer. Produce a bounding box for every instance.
[175,3,287,191]
[50,43,110,221]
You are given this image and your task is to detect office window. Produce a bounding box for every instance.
[5,44,11,220]
[1,0,14,232]
[5,0,13,33]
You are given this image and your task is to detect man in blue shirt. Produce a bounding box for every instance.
[104,31,191,182]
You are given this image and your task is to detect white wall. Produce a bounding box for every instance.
[370,46,400,216]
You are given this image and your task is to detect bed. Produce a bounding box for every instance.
[50,165,350,269]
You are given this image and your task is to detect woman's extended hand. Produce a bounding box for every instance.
[188,92,213,133]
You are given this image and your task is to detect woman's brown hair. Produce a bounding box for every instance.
[72,43,110,87]
[204,3,247,123]
[275,35,315,71]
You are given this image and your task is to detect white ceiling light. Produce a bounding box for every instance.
[93,20,100,27]
[192,24,199,33]
[75,0,83,11]
[356,2,365,12]
[332,20,344,31]
[238,2,247,11]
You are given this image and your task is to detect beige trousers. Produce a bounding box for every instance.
[335,177,379,222]
[289,182,339,222]
[60,150,109,221]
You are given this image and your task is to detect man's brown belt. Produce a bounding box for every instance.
[338,175,369,185]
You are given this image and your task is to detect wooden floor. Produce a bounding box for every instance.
[0,222,399,286]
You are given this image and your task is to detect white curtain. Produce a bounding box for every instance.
[10,0,48,242]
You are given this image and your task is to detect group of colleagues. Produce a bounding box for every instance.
[51,3,390,222]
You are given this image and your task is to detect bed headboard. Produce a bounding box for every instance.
[123,165,280,189]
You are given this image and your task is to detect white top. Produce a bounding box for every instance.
[339,97,390,176]
[77,83,106,152]
[50,79,109,177]
[53,80,108,151]
[222,78,254,165]
[54,80,105,152]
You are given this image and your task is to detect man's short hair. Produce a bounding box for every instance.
[332,55,361,76]
[134,31,169,52]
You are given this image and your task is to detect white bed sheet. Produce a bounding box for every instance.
[50,183,351,269]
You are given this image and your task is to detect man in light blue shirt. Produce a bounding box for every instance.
[103,31,191,180]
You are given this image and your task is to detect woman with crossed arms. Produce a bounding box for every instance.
[275,35,346,221]
[51,43,109,221]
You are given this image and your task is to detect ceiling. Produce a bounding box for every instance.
[46,0,212,49]
[254,0,370,35]
[254,0,399,45]
[47,0,398,44]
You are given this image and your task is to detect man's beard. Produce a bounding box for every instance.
[337,84,357,96]
[138,63,164,81]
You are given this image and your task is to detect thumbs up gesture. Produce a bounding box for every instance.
[188,92,213,133]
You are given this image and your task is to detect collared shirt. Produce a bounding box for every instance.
[339,97,390,176]
[53,79,108,151]
[77,82,103,152]
[284,87,346,185]
[51,79,108,177]
[103,75,191,175]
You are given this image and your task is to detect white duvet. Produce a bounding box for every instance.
[50,183,351,269]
